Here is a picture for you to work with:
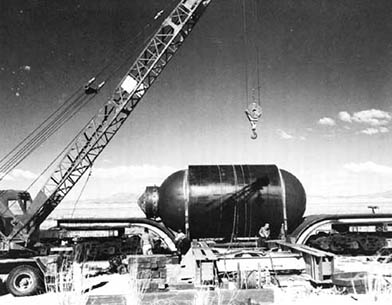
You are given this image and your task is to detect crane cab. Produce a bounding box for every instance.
[0,190,32,236]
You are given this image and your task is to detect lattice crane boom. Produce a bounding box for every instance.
[4,0,212,248]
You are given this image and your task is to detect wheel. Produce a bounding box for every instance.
[306,232,329,250]
[358,236,385,255]
[117,264,128,274]
[6,265,43,297]
[329,240,344,254]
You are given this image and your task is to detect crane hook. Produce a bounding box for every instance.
[251,129,258,139]
[245,102,262,140]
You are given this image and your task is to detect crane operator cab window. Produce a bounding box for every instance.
[7,191,32,216]
[0,190,32,235]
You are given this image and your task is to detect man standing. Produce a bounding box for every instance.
[175,229,188,255]
[141,228,154,255]
[258,223,270,248]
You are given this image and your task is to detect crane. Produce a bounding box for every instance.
[0,0,212,296]
[0,0,212,251]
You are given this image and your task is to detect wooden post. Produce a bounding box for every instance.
[237,262,241,289]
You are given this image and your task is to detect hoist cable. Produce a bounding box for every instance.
[25,117,94,192]
[0,92,88,171]
[242,0,249,107]
[70,166,93,218]
[24,19,163,189]
[0,1,178,184]
[255,0,262,107]
[89,0,179,87]
[0,93,94,182]
[22,27,161,189]
[0,87,84,166]
[29,1,180,196]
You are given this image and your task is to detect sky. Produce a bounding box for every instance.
[1,0,392,208]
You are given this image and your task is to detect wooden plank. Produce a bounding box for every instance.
[192,248,217,261]
[141,288,275,304]
[276,241,334,257]
[87,295,126,305]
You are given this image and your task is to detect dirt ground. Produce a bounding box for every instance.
[0,274,130,305]
[1,256,391,305]
[1,273,389,305]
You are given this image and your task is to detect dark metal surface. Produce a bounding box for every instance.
[290,213,392,254]
[53,217,175,240]
[140,165,306,239]
[137,186,159,219]
[0,190,32,239]
[187,165,277,239]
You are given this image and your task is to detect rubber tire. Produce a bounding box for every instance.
[6,265,43,297]
[117,264,127,274]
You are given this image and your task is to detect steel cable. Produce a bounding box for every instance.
[0,1,177,183]
[0,93,93,181]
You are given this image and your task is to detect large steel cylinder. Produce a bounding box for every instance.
[139,165,306,239]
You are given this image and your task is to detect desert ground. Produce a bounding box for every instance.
[1,256,392,305]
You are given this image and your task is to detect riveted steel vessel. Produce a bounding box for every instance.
[139,165,306,239]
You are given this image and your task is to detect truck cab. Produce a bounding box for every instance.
[0,190,32,239]
[0,191,44,296]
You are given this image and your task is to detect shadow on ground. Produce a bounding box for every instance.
[83,281,109,293]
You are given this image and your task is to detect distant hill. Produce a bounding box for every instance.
[42,192,145,229]
[306,190,392,216]
[308,189,392,201]
[41,190,392,229]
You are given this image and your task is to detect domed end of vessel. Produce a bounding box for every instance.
[137,186,160,219]
[281,169,306,233]
[158,170,187,232]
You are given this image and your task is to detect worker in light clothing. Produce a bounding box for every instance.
[175,229,186,244]
[174,229,186,254]
[141,228,154,255]
[258,223,270,248]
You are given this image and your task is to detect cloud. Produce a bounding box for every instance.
[318,117,336,126]
[1,165,178,201]
[92,164,176,180]
[276,129,306,140]
[0,169,37,181]
[46,164,180,200]
[102,159,113,164]
[338,111,352,122]
[277,129,294,140]
[360,127,389,135]
[12,169,37,179]
[361,128,379,135]
[336,109,391,134]
[351,109,391,126]
[344,161,392,176]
